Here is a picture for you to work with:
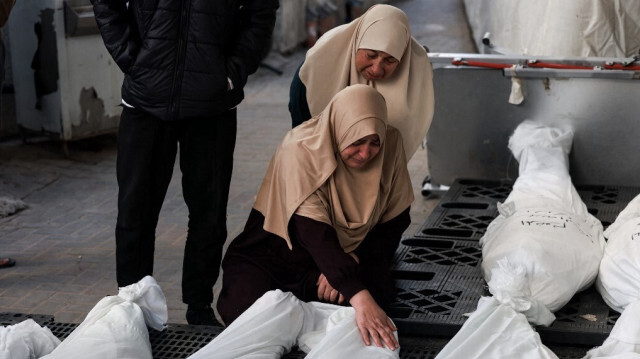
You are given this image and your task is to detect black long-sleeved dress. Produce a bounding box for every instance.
[217,206,411,325]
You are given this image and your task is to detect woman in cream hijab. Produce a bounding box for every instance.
[289,4,434,160]
[217,85,413,351]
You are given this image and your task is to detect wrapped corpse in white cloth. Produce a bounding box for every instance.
[585,194,640,358]
[189,290,399,359]
[596,194,640,313]
[436,121,606,359]
[481,121,605,325]
[42,276,168,359]
[0,319,60,358]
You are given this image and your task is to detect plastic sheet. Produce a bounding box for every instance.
[0,319,60,359]
[463,0,640,57]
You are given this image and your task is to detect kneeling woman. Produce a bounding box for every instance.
[217,84,413,350]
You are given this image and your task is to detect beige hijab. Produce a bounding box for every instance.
[299,4,434,160]
[254,85,414,251]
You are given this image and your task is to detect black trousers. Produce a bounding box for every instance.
[115,106,237,305]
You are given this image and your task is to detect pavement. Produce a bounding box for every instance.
[0,0,475,325]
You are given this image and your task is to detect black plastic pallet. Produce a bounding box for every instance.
[0,313,591,358]
[413,179,511,241]
[413,179,639,241]
[390,238,486,338]
[576,183,639,228]
[390,178,639,347]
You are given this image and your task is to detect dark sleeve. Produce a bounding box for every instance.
[290,214,366,303]
[0,0,14,27]
[289,62,312,128]
[227,0,279,89]
[91,0,139,73]
[354,207,411,308]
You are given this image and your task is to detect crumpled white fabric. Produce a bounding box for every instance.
[188,289,399,359]
[509,77,524,105]
[0,319,60,359]
[481,121,605,325]
[41,275,167,359]
[435,297,558,359]
[585,194,640,358]
[485,258,556,326]
[596,194,640,313]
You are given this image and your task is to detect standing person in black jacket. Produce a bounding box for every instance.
[91,0,279,325]
[0,0,16,270]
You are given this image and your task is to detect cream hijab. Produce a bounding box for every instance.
[299,4,434,160]
[254,85,414,252]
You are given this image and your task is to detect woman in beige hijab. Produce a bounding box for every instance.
[218,85,414,350]
[289,4,434,160]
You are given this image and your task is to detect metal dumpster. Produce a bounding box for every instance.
[426,53,640,188]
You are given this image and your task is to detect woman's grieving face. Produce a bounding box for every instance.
[340,134,381,168]
[355,49,400,81]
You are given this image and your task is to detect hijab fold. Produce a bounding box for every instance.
[299,4,434,160]
[253,85,414,251]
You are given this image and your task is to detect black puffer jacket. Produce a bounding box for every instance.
[92,0,278,120]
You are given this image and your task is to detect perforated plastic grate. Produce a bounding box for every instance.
[48,321,78,340]
[0,314,596,358]
[390,266,486,338]
[460,182,512,201]
[149,325,223,358]
[413,179,640,241]
[575,184,640,228]
[0,312,54,326]
[537,287,622,346]
[395,238,482,269]
[414,179,507,241]
[391,179,640,346]
[0,313,471,358]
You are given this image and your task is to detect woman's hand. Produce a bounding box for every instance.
[349,290,398,350]
[317,273,345,304]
